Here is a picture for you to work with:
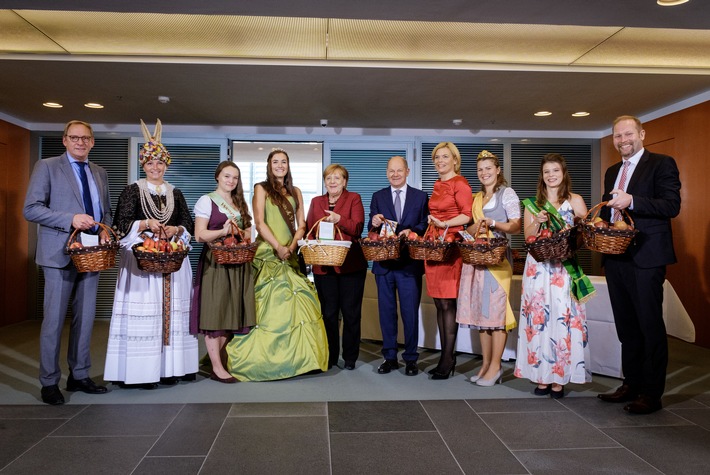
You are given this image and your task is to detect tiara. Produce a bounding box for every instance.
[477,150,497,159]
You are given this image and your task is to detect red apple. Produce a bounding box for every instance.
[539,229,552,239]
[525,235,537,244]
[407,232,419,241]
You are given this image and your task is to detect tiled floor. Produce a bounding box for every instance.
[1,321,710,474]
[2,396,710,474]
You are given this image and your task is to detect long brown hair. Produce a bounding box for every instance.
[259,149,298,212]
[536,153,573,208]
[215,161,251,228]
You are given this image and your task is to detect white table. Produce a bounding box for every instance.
[361,273,694,378]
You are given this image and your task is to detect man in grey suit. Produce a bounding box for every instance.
[24,120,113,405]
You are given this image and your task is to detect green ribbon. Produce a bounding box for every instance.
[522,198,596,303]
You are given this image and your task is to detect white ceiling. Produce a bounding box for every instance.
[1,0,710,134]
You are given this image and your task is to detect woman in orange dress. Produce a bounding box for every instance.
[426,142,473,379]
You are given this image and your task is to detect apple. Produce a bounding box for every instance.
[594,220,609,229]
[525,235,537,244]
[143,237,155,250]
[69,242,83,249]
[367,231,380,242]
[612,221,629,231]
[136,246,145,251]
[407,232,419,241]
[444,234,455,243]
[170,241,178,251]
[539,229,552,239]
[223,236,238,247]
[474,238,487,245]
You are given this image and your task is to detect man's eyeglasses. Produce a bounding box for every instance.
[66,135,93,143]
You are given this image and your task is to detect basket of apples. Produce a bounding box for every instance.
[132,226,189,273]
[208,223,257,265]
[66,222,120,272]
[360,219,403,261]
[523,213,578,262]
[457,221,508,266]
[298,217,352,267]
[582,201,638,254]
[406,223,458,262]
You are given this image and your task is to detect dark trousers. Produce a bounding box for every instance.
[605,257,668,399]
[314,270,367,365]
[375,271,422,362]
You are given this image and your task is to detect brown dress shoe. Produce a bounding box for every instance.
[624,395,662,415]
[598,384,638,403]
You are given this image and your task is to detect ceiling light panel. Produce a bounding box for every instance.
[577,27,710,68]
[0,10,66,53]
[14,11,327,59]
[328,19,619,64]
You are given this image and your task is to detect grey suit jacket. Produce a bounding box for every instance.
[23,152,112,268]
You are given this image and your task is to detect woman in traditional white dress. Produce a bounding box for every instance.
[104,120,198,389]
[514,153,595,398]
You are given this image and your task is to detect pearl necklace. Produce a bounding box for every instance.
[138,178,174,225]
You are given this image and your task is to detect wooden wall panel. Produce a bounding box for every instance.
[600,102,710,347]
[0,120,30,327]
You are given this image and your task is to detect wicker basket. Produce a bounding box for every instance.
[208,225,257,265]
[66,222,120,273]
[298,217,352,266]
[360,219,402,261]
[513,256,526,275]
[524,226,578,262]
[132,227,189,273]
[582,201,638,254]
[457,222,508,266]
[406,223,455,262]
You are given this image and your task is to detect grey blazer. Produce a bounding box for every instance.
[23,153,112,268]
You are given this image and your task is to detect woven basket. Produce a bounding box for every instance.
[457,222,507,266]
[298,217,351,266]
[582,201,638,254]
[524,226,578,262]
[513,256,526,275]
[66,222,119,273]
[360,219,402,261]
[132,227,189,273]
[208,224,257,265]
[406,223,455,262]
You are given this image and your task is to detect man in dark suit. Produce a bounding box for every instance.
[23,120,113,405]
[597,115,681,414]
[369,156,429,376]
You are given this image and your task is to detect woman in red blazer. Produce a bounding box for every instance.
[306,164,367,370]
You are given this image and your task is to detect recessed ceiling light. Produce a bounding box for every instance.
[520,139,530,142]
[452,119,463,126]
[534,111,552,117]
[84,102,104,109]
[490,138,500,142]
[572,112,590,117]
[43,102,63,108]
[657,0,690,6]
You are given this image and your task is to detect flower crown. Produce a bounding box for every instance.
[139,119,171,166]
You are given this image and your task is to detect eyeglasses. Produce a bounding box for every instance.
[66,135,93,143]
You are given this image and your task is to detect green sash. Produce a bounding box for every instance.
[522,198,596,304]
[208,192,243,229]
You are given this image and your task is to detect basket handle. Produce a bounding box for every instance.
[306,216,344,241]
[584,201,636,227]
[424,222,448,241]
[66,221,118,249]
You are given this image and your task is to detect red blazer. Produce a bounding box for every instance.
[306,190,367,275]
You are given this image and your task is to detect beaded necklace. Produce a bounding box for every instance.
[137,178,174,225]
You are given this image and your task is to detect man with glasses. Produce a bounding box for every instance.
[24,120,113,405]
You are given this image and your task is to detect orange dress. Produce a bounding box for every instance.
[424,175,473,298]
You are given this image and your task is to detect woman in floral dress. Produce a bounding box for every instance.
[514,153,595,398]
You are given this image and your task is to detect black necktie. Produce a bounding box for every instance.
[77,162,95,221]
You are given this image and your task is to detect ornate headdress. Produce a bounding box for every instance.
[477,150,497,159]
[139,119,171,166]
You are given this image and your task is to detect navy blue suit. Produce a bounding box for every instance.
[369,185,428,362]
[602,149,681,400]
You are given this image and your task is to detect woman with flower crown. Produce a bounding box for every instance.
[104,120,198,389]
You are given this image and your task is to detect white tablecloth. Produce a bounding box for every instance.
[361,273,694,378]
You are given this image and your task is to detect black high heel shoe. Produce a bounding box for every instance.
[431,358,456,380]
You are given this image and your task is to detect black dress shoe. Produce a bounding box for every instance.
[377,359,398,374]
[344,361,356,370]
[180,373,197,382]
[41,385,65,405]
[405,361,418,376]
[116,382,158,390]
[598,384,638,403]
[66,376,107,394]
[159,377,179,386]
[624,395,662,415]
[534,385,551,396]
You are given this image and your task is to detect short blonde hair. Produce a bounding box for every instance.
[323,163,349,184]
[431,142,461,174]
